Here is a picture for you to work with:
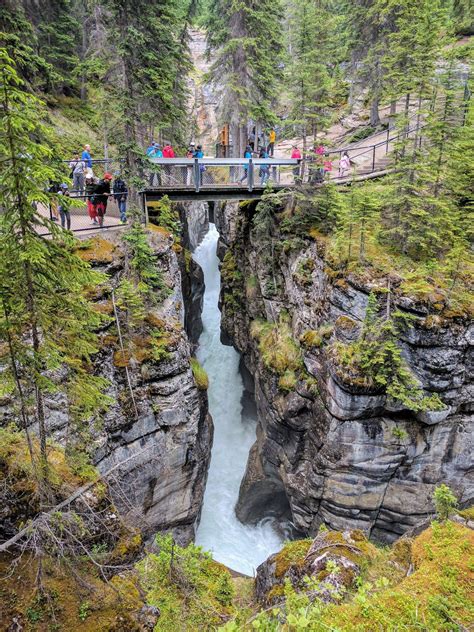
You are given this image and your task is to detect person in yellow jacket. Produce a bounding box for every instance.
[267,128,276,156]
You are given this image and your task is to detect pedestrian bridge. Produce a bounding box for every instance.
[141,157,300,203]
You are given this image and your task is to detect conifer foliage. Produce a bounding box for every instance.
[0,52,108,470]
[206,0,284,156]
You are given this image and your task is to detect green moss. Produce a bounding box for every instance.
[278,369,298,391]
[190,358,209,390]
[76,237,116,264]
[458,506,474,521]
[300,330,323,348]
[274,539,313,578]
[318,521,474,631]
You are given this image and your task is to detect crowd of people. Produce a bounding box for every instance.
[60,145,128,228]
[54,135,352,232]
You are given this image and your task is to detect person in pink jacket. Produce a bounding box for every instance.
[291,145,302,182]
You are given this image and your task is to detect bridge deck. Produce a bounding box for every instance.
[143,184,289,202]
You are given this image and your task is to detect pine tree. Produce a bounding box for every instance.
[285,0,334,175]
[103,0,191,195]
[345,0,389,126]
[206,0,284,156]
[0,51,108,471]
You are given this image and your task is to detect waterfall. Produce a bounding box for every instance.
[194,224,284,575]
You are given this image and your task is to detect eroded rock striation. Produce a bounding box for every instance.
[216,197,473,542]
[0,229,213,544]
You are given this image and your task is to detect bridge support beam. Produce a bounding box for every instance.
[193,158,200,192]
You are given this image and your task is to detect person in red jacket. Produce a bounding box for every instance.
[162,143,175,184]
[291,145,302,182]
[163,143,175,158]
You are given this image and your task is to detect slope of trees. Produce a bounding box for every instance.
[206,0,284,156]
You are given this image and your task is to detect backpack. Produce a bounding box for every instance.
[114,179,127,194]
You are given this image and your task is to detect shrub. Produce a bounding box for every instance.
[137,534,235,631]
[433,484,458,521]
[332,293,445,412]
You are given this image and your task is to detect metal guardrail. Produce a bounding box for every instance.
[146,157,300,192]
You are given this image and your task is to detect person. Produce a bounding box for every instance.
[69,155,79,177]
[58,183,71,230]
[267,128,276,156]
[259,147,270,186]
[146,141,157,158]
[163,143,175,158]
[315,144,326,156]
[248,129,256,151]
[323,154,333,179]
[185,143,195,184]
[291,145,302,182]
[113,173,128,223]
[48,181,60,221]
[239,145,253,183]
[162,143,175,184]
[338,151,351,177]
[194,145,206,185]
[147,142,163,186]
[81,144,93,169]
[85,174,98,224]
[94,172,112,228]
[71,156,86,194]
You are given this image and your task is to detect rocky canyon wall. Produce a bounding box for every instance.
[216,197,473,542]
[0,227,213,545]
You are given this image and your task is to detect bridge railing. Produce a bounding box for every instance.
[147,157,300,191]
[306,122,426,180]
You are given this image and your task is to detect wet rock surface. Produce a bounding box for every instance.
[216,200,473,543]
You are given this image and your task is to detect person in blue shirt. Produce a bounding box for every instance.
[259,147,270,186]
[239,145,253,183]
[147,142,163,186]
[194,145,205,184]
[81,144,92,169]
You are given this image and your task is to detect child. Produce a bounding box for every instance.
[338,152,351,177]
[323,154,333,178]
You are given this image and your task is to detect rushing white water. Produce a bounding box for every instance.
[194,224,284,575]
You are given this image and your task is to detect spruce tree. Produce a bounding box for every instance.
[103,0,191,195]
[206,0,284,156]
[285,0,334,175]
[0,51,108,471]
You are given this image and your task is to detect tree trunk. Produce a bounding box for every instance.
[370,94,381,126]
[80,18,88,101]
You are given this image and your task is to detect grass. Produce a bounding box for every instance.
[190,357,209,390]
[137,534,235,631]
[250,317,303,376]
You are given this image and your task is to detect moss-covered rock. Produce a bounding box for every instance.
[255,530,377,606]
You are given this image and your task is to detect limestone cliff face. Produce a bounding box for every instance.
[0,229,213,545]
[216,199,473,543]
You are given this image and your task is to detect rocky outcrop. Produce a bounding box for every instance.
[217,198,473,543]
[0,229,213,545]
[255,529,373,606]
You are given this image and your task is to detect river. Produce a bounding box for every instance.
[194,224,284,575]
